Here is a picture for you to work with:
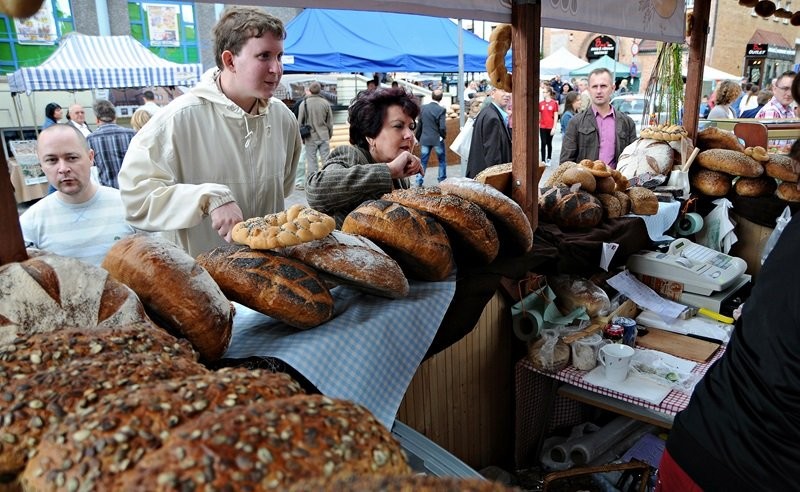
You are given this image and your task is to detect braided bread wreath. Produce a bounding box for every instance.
[232,204,336,250]
[487,24,513,92]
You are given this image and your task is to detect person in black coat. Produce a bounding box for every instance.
[465,87,512,178]
[414,89,448,186]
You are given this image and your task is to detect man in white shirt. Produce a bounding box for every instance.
[20,124,136,267]
[140,90,161,115]
[66,104,91,137]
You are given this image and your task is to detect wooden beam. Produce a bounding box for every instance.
[0,152,28,266]
[684,0,712,142]
[511,0,540,231]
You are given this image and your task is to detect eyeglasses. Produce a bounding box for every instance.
[775,85,791,91]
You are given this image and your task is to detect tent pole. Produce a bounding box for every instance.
[28,93,38,138]
[458,19,465,130]
[12,95,24,140]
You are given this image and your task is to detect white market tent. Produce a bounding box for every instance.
[8,32,203,94]
[540,47,588,78]
[682,65,742,82]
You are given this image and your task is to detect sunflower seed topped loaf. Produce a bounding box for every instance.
[696,127,745,152]
[278,230,409,299]
[697,148,764,177]
[0,255,150,346]
[115,395,411,491]
[764,153,800,182]
[0,353,206,480]
[382,187,499,263]
[197,245,334,328]
[342,200,454,281]
[101,234,233,361]
[287,474,522,491]
[21,369,304,492]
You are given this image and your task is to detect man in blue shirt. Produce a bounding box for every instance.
[87,100,135,189]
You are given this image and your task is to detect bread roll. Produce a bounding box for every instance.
[279,230,409,299]
[627,187,659,215]
[382,187,499,263]
[596,193,623,218]
[696,127,745,152]
[287,474,519,491]
[543,161,577,187]
[596,175,617,194]
[102,234,233,361]
[734,177,777,197]
[765,154,800,182]
[0,255,149,346]
[777,182,800,202]
[616,139,678,179]
[22,369,303,491]
[115,395,411,491]
[613,191,631,215]
[561,167,597,192]
[691,169,732,197]
[697,149,764,177]
[538,186,603,229]
[342,200,454,281]
[197,245,334,328]
[439,177,533,252]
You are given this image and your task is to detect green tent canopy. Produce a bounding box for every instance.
[569,55,632,78]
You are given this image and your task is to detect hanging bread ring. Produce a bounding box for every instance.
[487,24,512,92]
[0,0,45,17]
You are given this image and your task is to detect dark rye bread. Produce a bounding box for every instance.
[116,395,411,491]
[102,234,233,361]
[342,200,454,281]
[765,153,800,182]
[0,255,149,346]
[287,474,522,491]
[538,186,603,229]
[382,187,499,263]
[22,369,303,492]
[697,149,764,177]
[197,245,334,328]
[0,353,206,479]
[279,230,409,299]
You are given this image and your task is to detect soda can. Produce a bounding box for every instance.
[602,323,624,344]
[614,317,638,348]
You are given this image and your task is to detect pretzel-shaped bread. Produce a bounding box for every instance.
[744,146,770,162]
[232,204,335,250]
[486,24,512,92]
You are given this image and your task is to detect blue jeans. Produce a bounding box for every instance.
[418,141,447,186]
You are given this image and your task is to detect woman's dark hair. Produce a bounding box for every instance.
[45,102,61,122]
[348,88,420,150]
[564,91,580,110]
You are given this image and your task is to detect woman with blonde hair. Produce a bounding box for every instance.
[707,80,742,119]
[130,108,152,132]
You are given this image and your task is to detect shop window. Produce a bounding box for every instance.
[0,0,74,75]
[128,1,199,65]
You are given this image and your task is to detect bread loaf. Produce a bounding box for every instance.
[475,162,512,193]
[691,169,732,197]
[697,149,764,177]
[0,255,149,346]
[765,154,800,182]
[616,139,678,179]
[439,177,533,253]
[115,395,411,491]
[232,204,336,250]
[278,230,409,299]
[596,193,623,218]
[22,369,303,491]
[102,234,233,361]
[777,182,800,202]
[342,200,455,281]
[627,187,659,215]
[197,245,333,328]
[382,187,499,263]
[696,127,745,152]
[0,353,206,478]
[561,167,597,192]
[538,186,603,229]
[544,161,578,187]
[548,274,611,318]
[596,175,617,194]
[734,177,777,197]
[579,159,612,178]
[613,191,631,215]
[287,474,520,491]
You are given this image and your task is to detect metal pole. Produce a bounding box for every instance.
[458,19,465,129]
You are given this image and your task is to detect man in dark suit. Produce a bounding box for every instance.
[415,89,448,186]
[466,86,512,178]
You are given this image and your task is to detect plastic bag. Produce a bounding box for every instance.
[449,117,474,160]
[761,206,792,265]
[528,329,570,373]
[629,350,701,393]
[695,197,737,254]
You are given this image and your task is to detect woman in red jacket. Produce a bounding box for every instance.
[539,86,559,165]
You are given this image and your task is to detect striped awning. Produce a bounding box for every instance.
[8,32,203,94]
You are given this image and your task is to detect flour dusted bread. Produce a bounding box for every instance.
[279,230,409,299]
[0,254,149,346]
[342,200,454,281]
[439,177,533,252]
[691,169,732,197]
[697,149,764,177]
[765,153,800,182]
[538,186,603,229]
[383,187,499,263]
[22,369,303,491]
[197,245,334,328]
[102,234,233,361]
[696,127,745,152]
[616,139,678,179]
[116,395,411,491]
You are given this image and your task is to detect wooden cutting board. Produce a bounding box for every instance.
[636,327,720,362]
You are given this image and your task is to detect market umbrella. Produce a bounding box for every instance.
[540,47,588,77]
[569,55,631,78]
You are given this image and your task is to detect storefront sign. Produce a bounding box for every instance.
[587,36,616,60]
[145,4,180,47]
[746,43,767,57]
[13,2,57,45]
[746,43,795,60]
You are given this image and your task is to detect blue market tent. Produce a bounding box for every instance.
[569,55,632,78]
[283,9,511,73]
[9,32,203,94]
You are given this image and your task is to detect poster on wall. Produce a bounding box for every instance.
[14,2,58,45]
[146,4,180,47]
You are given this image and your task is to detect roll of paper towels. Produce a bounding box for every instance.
[512,309,544,342]
[677,212,703,235]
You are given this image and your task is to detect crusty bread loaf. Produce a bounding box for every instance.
[627,187,659,215]
[561,167,597,192]
[596,193,623,218]
[0,353,206,479]
[691,169,732,197]
[549,274,611,318]
[538,186,603,229]
[0,255,149,346]
[115,395,411,491]
[734,177,777,197]
[697,149,764,177]
[278,230,409,299]
[777,182,800,202]
[287,474,521,491]
[613,191,631,215]
[765,154,800,182]
[475,162,512,193]
[342,200,454,281]
[596,175,617,194]
[543,161,578,187]
[197,245,334,328]
[696,127,745,152]
[616,139,678,179]
[382,187,499,263]
[102,234,233,361]
[22,369,303,492]
[439,177,533,253]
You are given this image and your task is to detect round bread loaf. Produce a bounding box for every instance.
[439,177,533,253]
[278,230,409,299]
[691,169,732,197]
[382,187,499,263]
[543,161,578,187]
[475,162,512,193]
[115,395,411,491]
[0,353,206,479]
[697,149,764,177]
[765,154,800,182]
[696,127,745,152]
[777,182,800,202]
[627,187,659,215]
[616,139,677,179]
[613,191,631,215]
[287,474,519,491]
[596,175,617,194]
[549,274,611,317]
[22,369,303,491]
[197,245,334,328]
[102,234,233,361]
[596,193,623,218]
[538,186,603,229]
[734,177,777,197]
[0,255,150,346]
[561,166,597,192]
[342,200,455,281]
